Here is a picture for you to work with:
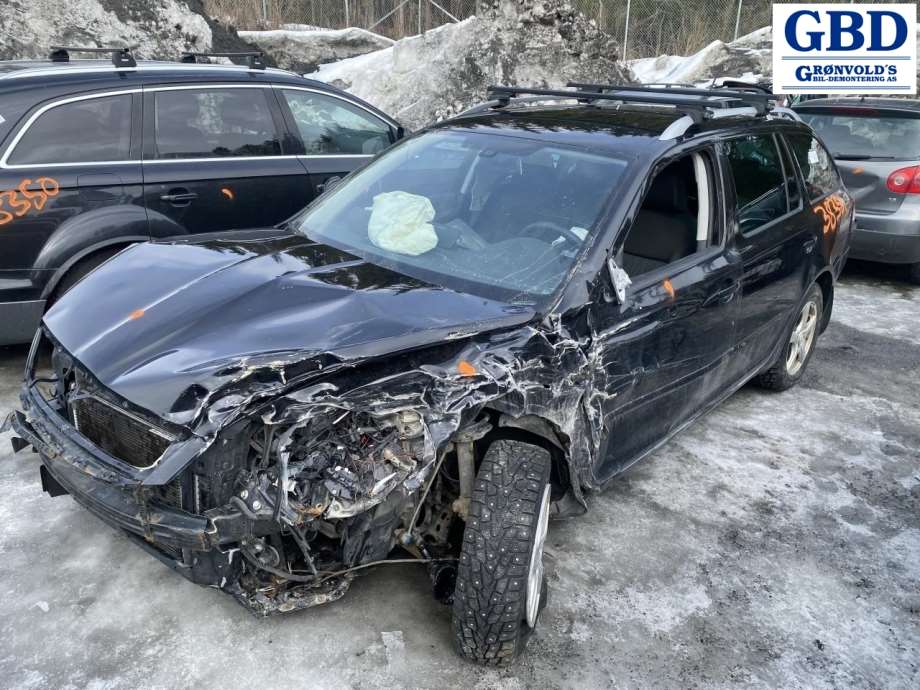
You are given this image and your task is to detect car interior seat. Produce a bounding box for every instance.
[474,158,565,243]
[621,159,698,276]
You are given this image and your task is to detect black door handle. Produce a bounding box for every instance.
[160,190,198,206]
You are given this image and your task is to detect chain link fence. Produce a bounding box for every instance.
[206,0,915,59]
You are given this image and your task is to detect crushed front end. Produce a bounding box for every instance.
[8,331,463,615]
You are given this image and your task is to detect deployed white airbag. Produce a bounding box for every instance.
[367,191,438,256]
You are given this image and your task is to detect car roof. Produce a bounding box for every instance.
[0,58,314,88]
[793,97,920,113]
[436,103,805,157]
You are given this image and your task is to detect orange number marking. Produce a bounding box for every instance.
[813,194,847,235]
[0,177,60,226]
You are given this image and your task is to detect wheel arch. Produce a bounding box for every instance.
[479,411,574,503]
[34,204,154,300]
[41,237,142,301]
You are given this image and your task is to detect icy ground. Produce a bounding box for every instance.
[0,263,917,688]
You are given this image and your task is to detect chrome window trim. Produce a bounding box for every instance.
[144,154,372,164]
[0,88,140,169]
[147,83,274,92]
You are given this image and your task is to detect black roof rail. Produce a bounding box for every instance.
[567,82,773,115]
[713,79,774,95]
[485,85,757,121]
[49,46,136,68]
[180,51,266,70]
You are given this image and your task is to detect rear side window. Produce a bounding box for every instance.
[723,135,788,235]
[281,89,391,155]
[7,94,132,165]
[797,110,920,160]
[786,133,840,201]
[153,88,281,159]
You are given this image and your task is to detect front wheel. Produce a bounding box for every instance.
[754,283,823,391]
[452,439,552,665]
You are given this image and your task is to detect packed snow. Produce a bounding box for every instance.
[239,26,393,73]
[629,27,772,86]
[0,0,213,61]
[309,0,633,130]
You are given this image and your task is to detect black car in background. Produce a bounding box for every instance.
[7,84,852,665]
[0,48,402,345]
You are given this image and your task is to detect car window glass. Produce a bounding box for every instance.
[282,90,391,155]
[724,135,788,235]
[619,153,711,278]
[294,130,631,303]
[786,133,840,201]
[8,94,132,165]
[798,111,920,160]
[153,89,280,159]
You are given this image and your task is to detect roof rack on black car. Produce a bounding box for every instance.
[566,82,774,115]
[49,46,136,68]
[450,84,781,142]
[180,51,266,70]
[483,85,725,120]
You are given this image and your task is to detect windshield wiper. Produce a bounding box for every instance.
[833,153,899,161]
[832,153,872,160]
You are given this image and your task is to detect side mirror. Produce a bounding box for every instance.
[395,125,406,141]
[606,257,632,305]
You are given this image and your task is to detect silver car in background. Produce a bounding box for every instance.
[794,98,920,284]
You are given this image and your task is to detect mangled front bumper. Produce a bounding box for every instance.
[9,389,215,552]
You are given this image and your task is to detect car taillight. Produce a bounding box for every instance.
[886,165,920,194]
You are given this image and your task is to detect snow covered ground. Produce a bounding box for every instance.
[0,264,917,687]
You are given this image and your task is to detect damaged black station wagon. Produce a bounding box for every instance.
[6,85,852,664]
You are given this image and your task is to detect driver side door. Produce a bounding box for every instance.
[590,149,742,483]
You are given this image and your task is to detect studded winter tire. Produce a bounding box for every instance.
[451,439,552,665]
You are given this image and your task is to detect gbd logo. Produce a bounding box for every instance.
[784,9,909,52]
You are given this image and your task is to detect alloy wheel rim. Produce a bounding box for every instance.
[526,484,552,628]
[786,300,818,376]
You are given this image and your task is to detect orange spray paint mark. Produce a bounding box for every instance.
[457,360,477,377]
[128,309,145,320]
[662,278,676,300]
[220,187,235,200]
[813,194,847,235]
[0,176,60,226]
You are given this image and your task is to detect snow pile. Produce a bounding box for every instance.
[0,0,222,61]
[310,0,634,130]
[239,27,394,74]
[630,27,772,86]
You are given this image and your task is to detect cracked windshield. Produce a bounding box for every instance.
[296,129,629,302]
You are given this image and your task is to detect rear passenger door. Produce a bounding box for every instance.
[721,133,813,380]
[142,85,311,236]
[275,87,396,193]
[0,90,144,302]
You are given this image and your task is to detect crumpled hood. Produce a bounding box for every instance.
[44,232,534,423]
